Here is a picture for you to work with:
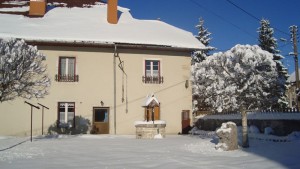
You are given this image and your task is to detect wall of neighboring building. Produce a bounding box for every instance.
[287,84,297,108]
[0,46,192,136]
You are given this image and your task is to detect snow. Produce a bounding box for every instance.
[249,125,260,134]
[216,122,233,134]
[0,38,50,102]
[0,4,204,50]
[192,45,278,112]
[287,131,300,141]
[2,1,28,5]
[142,94,160,107]
[196,112,300,120]
[1,134,300,168]
[154,134,163,139]
[264,127,274,135]
[0,6,29,12]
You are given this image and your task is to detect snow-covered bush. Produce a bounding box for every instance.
[264,127,274,135]
[287,131,300,141]
[0,38,50,102]
[249,125,260,134]
[48,116,91,135]
[192,44,278,112]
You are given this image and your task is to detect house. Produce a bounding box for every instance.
[287,69,300,108]
[0,0,205,136]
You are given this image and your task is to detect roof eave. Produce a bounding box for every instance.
[25,39,202,52]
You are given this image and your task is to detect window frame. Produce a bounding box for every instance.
[143,59,163,84]
[57,102,75,128]
[56,56,78,82]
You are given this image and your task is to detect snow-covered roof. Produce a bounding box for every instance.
[0,3,205,50]
[288,69,300,83]
[142,94,160,107]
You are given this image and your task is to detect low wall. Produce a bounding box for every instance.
[195,119,300,136]
[135,123,166,139]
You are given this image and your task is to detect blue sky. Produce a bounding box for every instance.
[118,0,300,74]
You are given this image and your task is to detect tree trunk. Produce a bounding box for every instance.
[241,108,249,148]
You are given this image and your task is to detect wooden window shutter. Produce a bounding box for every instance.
[154,106,160,120]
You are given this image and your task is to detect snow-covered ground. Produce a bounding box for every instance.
[1,134,300,169]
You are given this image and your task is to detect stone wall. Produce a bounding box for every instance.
[135,124,166,139]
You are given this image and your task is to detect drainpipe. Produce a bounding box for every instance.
[113,44,117,134]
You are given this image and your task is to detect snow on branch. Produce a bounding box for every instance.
[0,38,50,102]
[192,44,278,112]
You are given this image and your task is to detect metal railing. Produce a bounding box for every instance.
[142,76,163,84]
[55,74,79,82]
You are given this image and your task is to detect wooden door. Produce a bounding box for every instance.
[93,107,109,134]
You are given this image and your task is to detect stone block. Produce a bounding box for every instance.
[215,122,238,151]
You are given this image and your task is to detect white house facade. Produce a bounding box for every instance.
[0,0,205,136]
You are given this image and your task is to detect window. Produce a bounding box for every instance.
[58,102,75,128]
[94,108,109,123]
[143,60,163,84]
[56,57,78,82]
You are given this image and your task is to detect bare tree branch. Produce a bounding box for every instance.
[0,38,50,102]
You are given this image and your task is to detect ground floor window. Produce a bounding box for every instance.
[58,102,75,128]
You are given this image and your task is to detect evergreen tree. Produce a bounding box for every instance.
[257,19,289,108]
[192,17,213,64]
[192,18,214,112]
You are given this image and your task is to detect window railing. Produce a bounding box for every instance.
[55,74,79,82]
[142,76,164,84]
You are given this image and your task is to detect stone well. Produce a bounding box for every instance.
[134,121,166,139]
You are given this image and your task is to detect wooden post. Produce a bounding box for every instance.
[25,101,39,142]
[290,26,299,109]
[38,103,49,135]
[152,107,155,123]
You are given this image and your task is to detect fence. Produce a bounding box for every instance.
[191,129,292,142]
[195,109,300,120]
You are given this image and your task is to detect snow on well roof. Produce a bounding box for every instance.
[0,3,205,50]
[142,94,160,107]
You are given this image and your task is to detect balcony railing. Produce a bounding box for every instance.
[55,74,79,82]
[142,76,163,84]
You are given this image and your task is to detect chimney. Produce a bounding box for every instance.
[107,0,118,24]
[29,0,47,17]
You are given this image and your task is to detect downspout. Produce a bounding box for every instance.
[113,44,117,135]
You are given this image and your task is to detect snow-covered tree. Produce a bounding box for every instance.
[0,38,50,102]
[192,17,213,64]
[192,45,278,147]
[192,44,278,111]
[258,19,289,108]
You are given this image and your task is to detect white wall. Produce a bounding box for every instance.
[0,46,192,136]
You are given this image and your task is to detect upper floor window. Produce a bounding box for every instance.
[143,60,163,84]
[58,102,75,128]
[56,57,79,82]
